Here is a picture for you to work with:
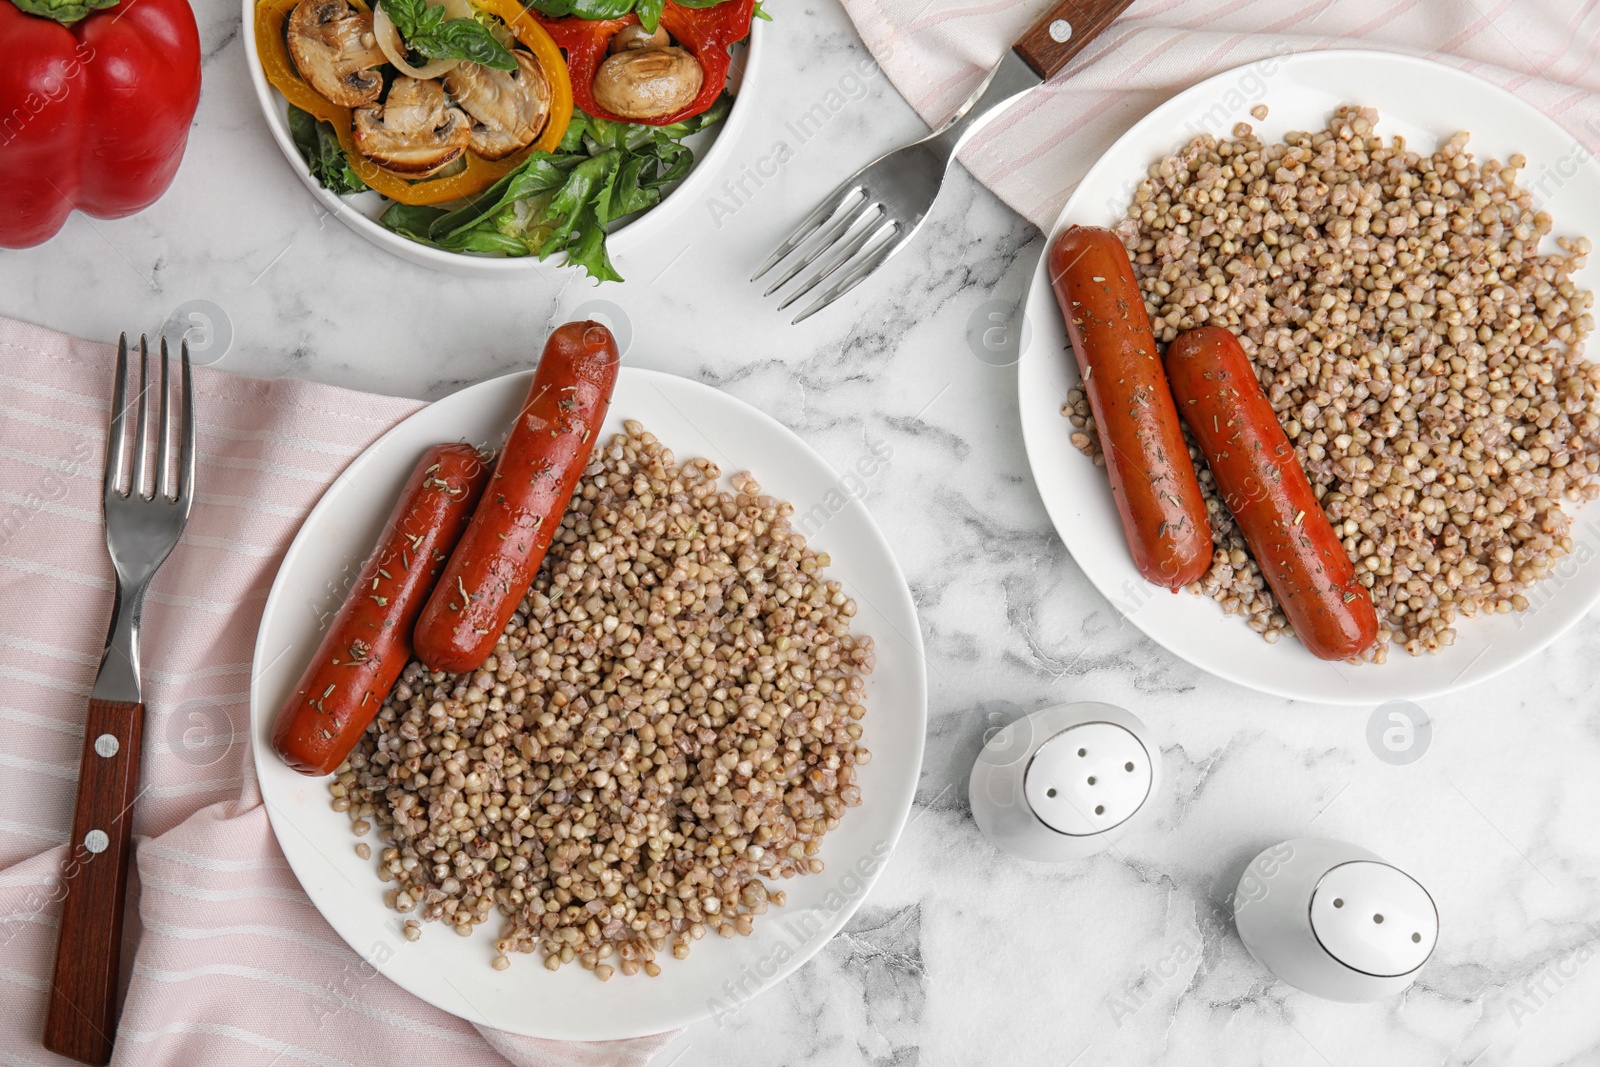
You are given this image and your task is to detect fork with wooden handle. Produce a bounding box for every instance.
[753,0,1136,322]
[42,335,195,1067]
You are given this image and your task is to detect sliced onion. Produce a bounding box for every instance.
[374,5,460,80]
[434,0,475,21]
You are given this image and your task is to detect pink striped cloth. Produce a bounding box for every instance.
[0,315,673,1067]
[840,0,1600,230]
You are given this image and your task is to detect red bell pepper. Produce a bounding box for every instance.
[0,0,201,249]
[536,0,753,127]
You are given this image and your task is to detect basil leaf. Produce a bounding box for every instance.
[410,18,518,69]
[287,105,366,195]
[527,0,734,20]
[526,0,634,17]
[379,0,439,41]
[634,0,664,32]
[379,0,515,69]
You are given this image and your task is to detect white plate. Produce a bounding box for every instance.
[242,0,764,277]
[1018,49,1600,704]
[250,368,927,1039]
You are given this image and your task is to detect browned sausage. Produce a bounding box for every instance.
[1049,225,1213,590]
[272,443,489,775]
[1164,326,1379,660]
[413,321,619,673]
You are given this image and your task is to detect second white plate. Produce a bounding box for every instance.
[1018,49,1600,704]
[250,367,927,1038]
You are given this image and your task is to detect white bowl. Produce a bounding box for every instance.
[242,0,764,277]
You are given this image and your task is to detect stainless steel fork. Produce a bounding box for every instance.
[44,335,195,1067]
[755,0,1135,323]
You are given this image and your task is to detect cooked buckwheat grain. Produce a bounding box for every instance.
[1063,105,1600,658]
[338,422,873,976]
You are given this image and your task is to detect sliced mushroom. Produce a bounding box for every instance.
[443,51,553,161]
[609,23,671,53]
[287,0,387,108]
[352,77,473,177]
[591,46,703,121]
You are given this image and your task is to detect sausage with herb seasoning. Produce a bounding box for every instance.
[414,321,620,673]
[1164,326,1378,660]
[272,442,490,776]
[1049,225,1213,590]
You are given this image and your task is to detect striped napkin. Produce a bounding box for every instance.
[839,0,1600,231]
[0,315,671,1067]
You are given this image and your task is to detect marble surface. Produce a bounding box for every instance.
[5,1,1600,1065]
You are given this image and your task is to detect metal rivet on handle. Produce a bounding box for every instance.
[94,733,120,758]
[84,830,109,854]
[1049,19,1073,43]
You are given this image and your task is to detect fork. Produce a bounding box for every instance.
[754,0,1135,323]
[43,335,195,1067]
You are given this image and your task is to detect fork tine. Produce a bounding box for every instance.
[156,336,173,501]
[762,196,874,298]
[751,185,866,282]
[176,341,196,509]
[105,334,129,499]
[778,214,893,312]
[130,335,151,499]
[792,226,905,325]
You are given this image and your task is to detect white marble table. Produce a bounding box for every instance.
[4,1,1599,1065]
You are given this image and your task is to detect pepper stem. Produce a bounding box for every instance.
[11,0,119,23]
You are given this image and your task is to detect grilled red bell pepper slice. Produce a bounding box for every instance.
[536,0,753,127]
[0,0,201,248]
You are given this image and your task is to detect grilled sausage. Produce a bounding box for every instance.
[272,442,489,775]
[1049,225,1213,589]
[413,321,620,673]
[1164,326,1379,660]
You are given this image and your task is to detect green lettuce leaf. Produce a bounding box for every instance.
[377,203,448,244]
[287,105,366,196]
[378,98,732,281]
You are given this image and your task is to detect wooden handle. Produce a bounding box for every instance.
[1013,0,1135,80]
[43,698,144,1067]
